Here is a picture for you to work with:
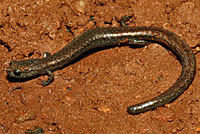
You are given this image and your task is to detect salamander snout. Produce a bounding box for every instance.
[6,66,22,78]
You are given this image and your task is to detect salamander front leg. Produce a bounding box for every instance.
[43,52,52,58]
[42,69,54,86]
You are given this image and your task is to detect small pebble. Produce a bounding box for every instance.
[97,106,111,113]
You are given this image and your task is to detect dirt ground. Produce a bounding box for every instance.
[0,0,200,133]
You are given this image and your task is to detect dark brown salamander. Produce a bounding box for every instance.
[6,26,196,115]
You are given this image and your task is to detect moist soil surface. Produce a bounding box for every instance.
[0,0,200,133]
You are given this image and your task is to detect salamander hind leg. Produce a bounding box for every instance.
[120,16,130,27]
[42,69,54,86]
[119,16,150,46]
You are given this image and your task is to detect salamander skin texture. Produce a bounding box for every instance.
[6,26,196,115]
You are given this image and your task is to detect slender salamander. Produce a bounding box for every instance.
[6,26,196,115]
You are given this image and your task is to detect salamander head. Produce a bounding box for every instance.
[6,59,41,79]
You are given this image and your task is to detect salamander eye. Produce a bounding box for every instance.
[10,60,17,66]
[13,69,21,76]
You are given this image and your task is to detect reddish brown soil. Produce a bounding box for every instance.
[0,0,200,133]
